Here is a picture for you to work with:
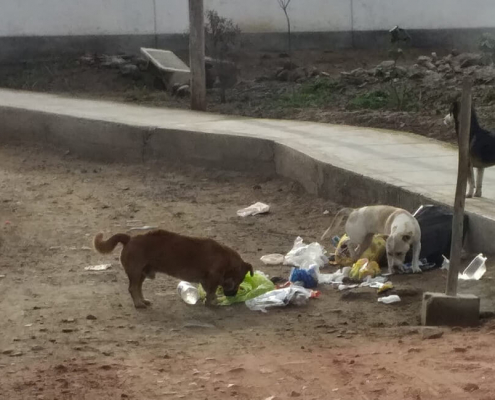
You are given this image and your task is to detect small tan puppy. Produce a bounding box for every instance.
[322,205,422,274]
[94,230,253,308]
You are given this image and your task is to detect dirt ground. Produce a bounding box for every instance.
[1,143,495,400]
[3,48,495,145]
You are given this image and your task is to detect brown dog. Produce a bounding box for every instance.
[94,230,253,308]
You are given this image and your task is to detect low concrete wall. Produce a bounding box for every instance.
[0,102,492,254]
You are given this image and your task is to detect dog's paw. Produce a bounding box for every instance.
[134,301,149,309]
[466,192,474,198]
[474,192,482,198]
[412,267,422,274]
[143,299,152,306]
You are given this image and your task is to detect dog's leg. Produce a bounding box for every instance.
[466,163,475,198]
[474,168,484,197]
[202,279,219,307]
[139,273,152,306]
[411,241,422,273]
[126,268,149,309]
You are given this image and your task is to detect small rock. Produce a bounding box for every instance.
[228,367,245,373]
[126,340,139,345]
[264,397,276,400]
[454,347,467,353]
[457,53,484,68]
[120,64,141,79]
[100,365,112,370]
[10,351,23,357]
[62,328,75,333]
[55,364,68,372]
[86,314,97,320]
[0,275,5,279]
[421,328,444,340]
[102,351,113,356]
[31,346,44,352]
[175,85,190,97]
[2,349,13,355]
[62,318,75,323]
[463,383,479,392]
[377,60,395,69]
[407,347,421,353]
[290,391,301,397]
[101,56,126,69]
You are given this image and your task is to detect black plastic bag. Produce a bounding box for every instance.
[404,205,469,267]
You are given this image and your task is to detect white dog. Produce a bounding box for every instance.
[322,205,422,274]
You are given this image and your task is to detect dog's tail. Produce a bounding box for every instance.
[93,232,131,254]
[321,208,354,241]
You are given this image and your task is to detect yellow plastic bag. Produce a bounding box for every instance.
[332,234,387,267]
[349,259,381,280]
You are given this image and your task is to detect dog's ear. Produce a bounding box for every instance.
[245,262,254,277]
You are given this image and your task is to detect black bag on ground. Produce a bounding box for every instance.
[404,205,469,267]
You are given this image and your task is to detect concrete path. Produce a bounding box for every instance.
[0,89,494,250]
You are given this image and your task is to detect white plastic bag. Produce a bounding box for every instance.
[237,202,270,217]
[283,237,328,269]
[260,254,285,265]
[317,266,351,284]
[378,295,401,304]
[245,286,314,313]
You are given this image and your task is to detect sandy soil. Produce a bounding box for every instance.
[1,143,495,400]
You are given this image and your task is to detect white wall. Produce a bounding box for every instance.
[0,0,494,37]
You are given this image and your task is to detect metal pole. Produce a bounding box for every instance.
[446,78,472,296]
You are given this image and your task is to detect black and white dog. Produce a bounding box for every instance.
[444,101,495,197]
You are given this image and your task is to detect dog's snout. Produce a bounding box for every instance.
[224,288,238,297]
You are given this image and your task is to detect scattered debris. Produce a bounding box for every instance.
[260,254,285,265]
[459,253,487,280]
[84,264,112,271]
[237,202,270,217]
[128,225,158,232]
[377,295,401,304]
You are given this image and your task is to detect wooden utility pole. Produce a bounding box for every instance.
[188,0,206,111]
[446,78,472,296]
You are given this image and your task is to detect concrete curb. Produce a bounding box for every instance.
[0,100,493,254]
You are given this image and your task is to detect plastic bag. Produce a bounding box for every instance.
[332,234,387,267]
[378,295,401,304]
[198,271,275,306]
[284,237,328,269]
[237,202,270,217]
[349,259,381,280]
[289,265,319,288]
[245,285,318,313]
[317,266,351,284]
[406,205,469,266]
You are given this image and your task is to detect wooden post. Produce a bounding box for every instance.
[446,78,472,296]
[188,0,206,111]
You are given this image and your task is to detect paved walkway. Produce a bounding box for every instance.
[1,89,494,222]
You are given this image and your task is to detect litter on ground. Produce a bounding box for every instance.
[236,202,270,217]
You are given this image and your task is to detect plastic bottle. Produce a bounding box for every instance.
[459,253,487,280]
[177,281,200,305]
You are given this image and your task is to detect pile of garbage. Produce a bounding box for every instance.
[175,204,487,312]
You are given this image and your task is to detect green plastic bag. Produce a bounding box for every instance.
[198,271,275,306]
